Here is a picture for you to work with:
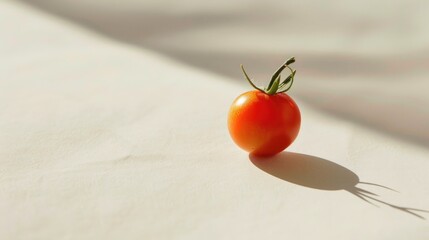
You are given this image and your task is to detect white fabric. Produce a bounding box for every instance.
[1,1,429,239]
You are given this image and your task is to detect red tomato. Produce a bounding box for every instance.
[228,57,301,157]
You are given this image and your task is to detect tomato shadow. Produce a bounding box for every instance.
[250,152,429,220]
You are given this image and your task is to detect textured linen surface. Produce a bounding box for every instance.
[1,1,429,239]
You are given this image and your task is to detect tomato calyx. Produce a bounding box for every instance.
[240,57,297,95]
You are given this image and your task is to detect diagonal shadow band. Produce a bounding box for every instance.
[250,152,429,220]
[16,0,429,150]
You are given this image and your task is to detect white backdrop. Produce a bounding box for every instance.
[1,0,429,239]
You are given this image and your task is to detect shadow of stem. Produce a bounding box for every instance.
[250,152,429,220]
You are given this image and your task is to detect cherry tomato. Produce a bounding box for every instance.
[228,57,301,157]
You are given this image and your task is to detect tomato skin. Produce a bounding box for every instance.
[228,90,301,157]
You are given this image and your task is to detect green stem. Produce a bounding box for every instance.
[266,76,280,95]
[240,57,297,94]
[278,67,296,90]
[240,65,264,92]
[278,72,295,93]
